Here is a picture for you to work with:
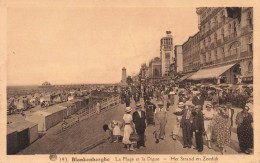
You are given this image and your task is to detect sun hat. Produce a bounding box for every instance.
[158,101,164,106]
[136,102,142,109]
[125,107,132,112]
[178,102,185,107]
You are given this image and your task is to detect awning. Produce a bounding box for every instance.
[179,72,195,82]
[188,63,236,80]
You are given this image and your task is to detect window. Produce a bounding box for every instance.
[247,11,252,26]
[165,53,170,59]
[215,50,218,60]
[249,43,253,53]
[203,39,206,46]
[228,24,232,36]
[221,11,225,22]
[222,47,225,53]
[230,41,240,56]
[221,28,224,40]
[208,36,211,43]
[209,51,211,61]
[208,21,211,30]
[214,16,218,26]
[233,21,237,36]
[214,33,217,42]
[248,61,253,72]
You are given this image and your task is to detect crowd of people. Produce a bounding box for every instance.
[103,82,253,154]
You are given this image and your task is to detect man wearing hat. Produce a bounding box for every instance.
[174,101,194,148]
[202,103,215,149]
[192,92,204,110]
[154,101,168,143]
[133,102,147,149]
[193,105,205,152]
[172,102,185,140]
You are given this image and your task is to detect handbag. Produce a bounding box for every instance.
[129,132,140,142]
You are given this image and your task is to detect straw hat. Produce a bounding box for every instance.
[158,101,164,106]
[178,102,185,107]
[125,107,132,112]
[206,104,213,108]
[136,102,142,109]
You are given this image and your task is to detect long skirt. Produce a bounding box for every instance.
[123,125,133,144]
[204,120,213,141]
[237,124,253,151]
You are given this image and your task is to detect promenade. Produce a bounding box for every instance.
[18,92,243,155]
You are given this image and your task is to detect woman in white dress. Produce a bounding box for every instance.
[122,107,135,151]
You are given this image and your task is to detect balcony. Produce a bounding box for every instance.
[224,36,229,43]
[214,58,222,64]
[223,54,237,62]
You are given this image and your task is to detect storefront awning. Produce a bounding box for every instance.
[179,72,195,82]
[188,63,236,80]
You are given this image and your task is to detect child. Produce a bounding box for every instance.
[103,120,122,143]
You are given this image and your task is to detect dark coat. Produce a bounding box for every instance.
[145,100,156,112]
[174,109,193,128]
[193,111,205,133]
[133,111,146,134]
[192,95,204,106]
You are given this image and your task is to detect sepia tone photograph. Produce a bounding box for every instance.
[3,3,257,161]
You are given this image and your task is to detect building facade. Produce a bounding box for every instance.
[195,7,253,84]
[182,32,201,74]
[148,57,162,83]
[174,45,183,73]
[160,31,174,77]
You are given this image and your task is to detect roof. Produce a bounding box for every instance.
[188,63,236,80]
[44,105,67,113]
[179,72,196,82]
[7,120,37,132]
[7,127,17,135]
[58,102,75,107]
[33,111,52,117]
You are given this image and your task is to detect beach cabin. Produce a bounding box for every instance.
[58,102,77,117]
[7,127,19,154]
[26,105,67,132]
[7,121,38,150]
[68,99,83,110]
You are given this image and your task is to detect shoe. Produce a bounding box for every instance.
[142,145,146,148]
[183,146,187,148]
[188,145,192,148]
[244,150,250,154]
[198,149,203,152]
[129,148,136,151]
[156,139,159,143]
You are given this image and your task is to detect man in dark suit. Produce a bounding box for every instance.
[192,92,204,110]
[174,101,194,148]
[133,102,147,148]
[193,105,205,152]
[125,91,130,107]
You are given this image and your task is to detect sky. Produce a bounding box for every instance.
[7,7,199,85]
